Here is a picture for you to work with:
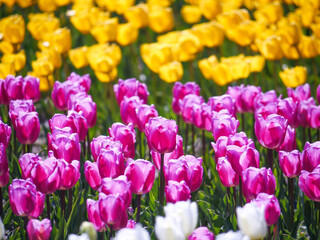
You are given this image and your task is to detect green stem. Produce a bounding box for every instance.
[109,225,113,240]
[87,130,91,160]
[191,124,195,155]
[139,130,143,159]
[136,194,141,223]
[24,216,29,240]
[185,124,189,153]
[267,148,274,171]
[241,113,245,132]
[60,190,66,214]
[239,177,243,206]
[68,188,73,216]
[159,153,165,206]
[46,195,50,220]
[202,130,206,166]
[289,178,294,227]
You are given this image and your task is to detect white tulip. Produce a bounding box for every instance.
[80,221,97,240]
[68,233,90,240]
[216,230,249,240]
[164,200,198,237]
[236,202,267,239]
[113,224,150,240]
[155,216,185,240]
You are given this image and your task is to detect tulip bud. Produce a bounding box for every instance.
[136,104,158,132]
[239,85,261,113]
[22,76,41,102]
[4,75,23,101]
[208,94,235,117]
[279,66,307,88]
[279,150,302,178]
[114,224,150,240]
[159,61,184,83]
[19,153,42,179]
[253,193,281,226]
[299,165,320,202]
[84,161,102,190]
[275,125,296,152]
[302,141,320,172]
[180,94,204,124]
[212,110,239,141]
[276,97,298,128]
[27,219,52,240]
[80,222,97,240]
[120,96,143,127]
[155,216,185,240]
[287,83,311,103]
[216,157,239,187]
[148,7,174,33]
[58,159,80,190]
[172,82,200,115]
[188,227,214,240]
[165,180,191,203]
[181,5,202,24]
[97,149,125,179]
[192,103,212,131]
[0,120,11,148]
[86,199,107,232]
[14,111,40,145]
[90,136,122,161]
[69,95,97,128]
[0,144,8,176]
[298,98,315,127]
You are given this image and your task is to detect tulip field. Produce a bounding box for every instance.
[1,0,320,239]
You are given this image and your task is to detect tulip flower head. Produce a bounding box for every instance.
[299,165,320,202]
[188,227,215,240]
[27,218,52,240]
[172,82,200,115]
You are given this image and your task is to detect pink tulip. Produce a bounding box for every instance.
[0,172,9,188]
[19,153,42,179]
[192,103,212,131]
[239,85,261,113]
[49,114,78,134]
[67,111,88,141]
[211,110,239,141]
[120,96,143,127]
[0,120,11,148]
[14,111,40,145]
[299,165,320,202]
[90,135,122,161]
[309,105,320,129]
[9,178,45,217]
[275,125,296,152]
[87,199,107,232]
[30,153,60,194]
[69,94,97,128]
[172,82,200,114]
[48,130,81,163]
[99,193,128,229]
[84,161,102,190]
[136,104,158,132]
[58,159,80,190]
[317,84,320,104]
[253,193,281,226]
[298,98,315,127]
[0,80,8,105]
[254,90,278,110]
[208,94,236,117]
[255,102,277,120]
[216,157,239,187]
[287,83,311,103]
[97,149,125,179]
[109,123,136,159]
[67,72,91,92]
[302,141,320,172]
[254,113,288,149]
[151,134,184,170]
[226,84,245,113]
[227,132,252,147]
[145,117,178,154]
[188,227,215,240]
[211,136,228,163]
[180,94,204,124]
[5,75,23,101]
[9,99,36,123]
[114,78,149,105]
[276,97,298,127]
[165,180,191,203]
[126,220,136,229]
[165,155,203,192]
[242,167,276,202]
[124,159,155,195]
[0,144,8,176]
[99,176,132,208]
[279,150,301,178]
[22,76,40,102]
[27,218,52,240]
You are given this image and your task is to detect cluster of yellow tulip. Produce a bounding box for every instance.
[199,54,265,86]
[279,66,307,88]
[0,0,72,11]
[0,15,26,79]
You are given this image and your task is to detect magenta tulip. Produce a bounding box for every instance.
[84,161,102,190]
[172,82,200,114]
[109,122,136,159]
[0,144,8,175]
[58,159,80,190]
[238,85,261,113]
[4,75,23,101]
[136,104,158,132]
[226,84,245,113]
[0,172,9,188]
[211,136,228,162]
[9,178,45,217]
[180,94,204,124]
[255,102,277,120]
[97,149,125,178]
[299,165,320,202]
[227,132,252,147]
[125,159,155,195]
[302,141,320,172]
[27,218,52,240]
[208,94,236,117]
[253,193,281,226]
[145,116,178,154]
[188,227,215,240]
[100,176,132,208]
[0,80,8,105]
[0,120,11,148]
[276,97,298,127]
[114,78,149,105]
[317,84,320,104]
[309,105,320,129]
[90,135,122,161]
[49,114,78,134]
[275,125,296,152]
[9,99,36,124]
[151,134,184,170]
[126,220,136,228]
[87,199,107,232]
[279,150,302,178]
[165,180,191,203]
[30,153,60,194]
[254,90,278,110]
[99,193,128,229]
[254,113,288,149]
[216,156,239,187]
[67,72,91,92]
[192,103,212,131]
[242,167,276,202]
[67,110,88,141]
[120,96,143,127]
[298,98,315,127]
[287,83,311,103]
[19,153,42,179]
[211,110,239,141]
[22,76,40,102]
[14,111,40,145]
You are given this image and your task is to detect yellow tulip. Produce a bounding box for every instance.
[191,22,224,48]
[116,23,138,46]
[114,0,135,14]
[1,50,26,72]
[280,41,300,60]
[96,0,134,14]
[95,67,118,83]
[0,14,25,45]
[293,0,320,9]
[181,5,202,24]
[279,66,307,88]
[0,62,15,79]
[55,0,71,7]
[36,48,62,69]
[221,55,250,80]
[298,35,320,59]
[246,55,265,73]
[227,20,256,47]
[256,35,283,60]
[0,41,14,54]
[211,63,233,86]
[146,0,174,7]
[28,71,54,92]
[277,22,301,46]
[217,9,250,29]
[148,6,174,33]
[199,0,221,20]
[42,28,72,54]
[27,13,60,41]
[198,55,219,79]
[1,0,15,7]
[295,6,315,28]
[69,46,88,69]
[159,61,183,83]
[311,23,320,39]
[222,0,243,12]
[17,0,33,8]
[32,57,54,76]
[184,0,199,5]
[254,2,283,24]
[38,0,57,12]
[124,3,148,28]
[90,18,118,43]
